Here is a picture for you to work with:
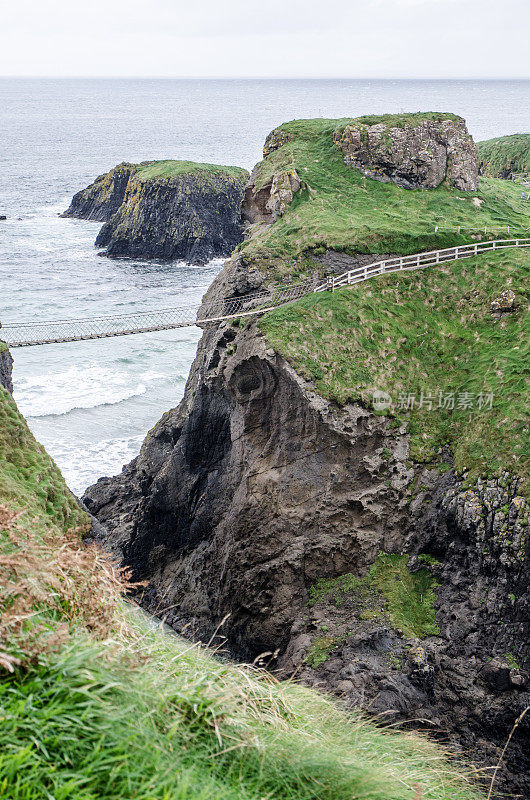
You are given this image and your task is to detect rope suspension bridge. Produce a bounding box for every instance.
[3,238,530,348]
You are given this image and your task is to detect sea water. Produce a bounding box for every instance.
[1,78,529,495]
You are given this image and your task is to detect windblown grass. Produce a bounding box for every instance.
[261,248,530,489]
[478,134,530,178]
[0,606,487,800]
[239,117,530,283]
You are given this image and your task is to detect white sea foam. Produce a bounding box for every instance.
[14,363,165,418]
[47,434,146,497]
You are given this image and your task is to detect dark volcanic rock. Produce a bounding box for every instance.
[95,167,248,264]
[334,115,479,191]
[0,346,13,394]
[84,247,529,797]
[61,163,135,222]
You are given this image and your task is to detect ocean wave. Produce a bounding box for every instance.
[46,433,146,496]
[14,362,165,418]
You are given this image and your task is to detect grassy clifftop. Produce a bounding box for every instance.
[478,134,530,178]
[136,159,248,182]
[239,117,530,283]
[261,248,530,490]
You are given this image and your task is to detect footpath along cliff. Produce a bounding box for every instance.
[84,113,530,798]
[63,160,249,265]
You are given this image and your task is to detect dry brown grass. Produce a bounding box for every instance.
[0,504,130,672]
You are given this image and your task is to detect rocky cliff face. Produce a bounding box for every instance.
[0,346,13,394]
[85,247,529,797]
[242,166,302,225]
[63,162,249,265]
[334,114,479,191]
[61,163,135,221]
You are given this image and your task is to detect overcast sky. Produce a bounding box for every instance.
[1,0,529,79]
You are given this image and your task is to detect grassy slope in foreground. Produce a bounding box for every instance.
[0,610,486,800]
[478,134,530,177]
[0,362,485,798]
[0,384,88,534]
[239,117,530,282]
[261,248,530,490]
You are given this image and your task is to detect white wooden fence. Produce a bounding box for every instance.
[313,238,530,293]
[3,239,530,346]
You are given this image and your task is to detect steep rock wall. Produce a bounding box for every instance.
[95,169,248,264]
[61,163,135,222]
[0,346,13,394]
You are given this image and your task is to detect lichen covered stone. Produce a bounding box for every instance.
[333,114,479,191]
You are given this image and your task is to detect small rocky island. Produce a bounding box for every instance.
[63,160,249,265]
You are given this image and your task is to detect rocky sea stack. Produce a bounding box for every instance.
[84,113,530,798]
[63,160,249,265]
[0,343,13,394]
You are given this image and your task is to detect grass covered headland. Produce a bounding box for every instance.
[238,117,530,282]
[0,382,487,799]
[477,134,530,178]
[261,248,530,491]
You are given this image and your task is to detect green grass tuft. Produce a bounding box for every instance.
[242,118,530,283]
[309,553,440,639]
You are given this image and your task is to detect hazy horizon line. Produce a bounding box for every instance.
[2,75,530,81]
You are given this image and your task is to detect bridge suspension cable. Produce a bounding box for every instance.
[2,238,529,348]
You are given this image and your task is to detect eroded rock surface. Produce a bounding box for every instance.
[0,347,13,394]
[334,116,479,191]
[61,163,135,222]
[63,162,249,265]
[242,166,301,225]
[84,248,528,797]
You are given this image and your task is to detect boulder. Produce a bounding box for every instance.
[333,114,479,191]
[491,289,517,314]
